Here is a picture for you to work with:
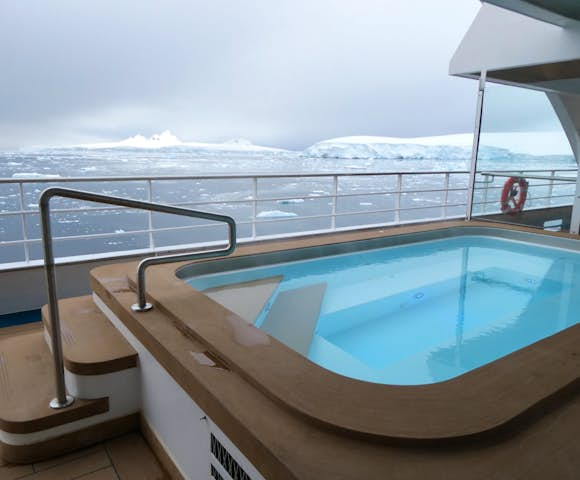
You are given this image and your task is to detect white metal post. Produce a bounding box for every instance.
[394,174,402,223]
[331,175,338,230]
[442,173,450,218]
[252,177,258,239]
[466,71,486,221]
[18,182,30,263]
[547,170,555,207]
[147,179,155,250]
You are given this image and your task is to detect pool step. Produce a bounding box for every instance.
[41,295,137,375]
[0,295,141,464]
[203,276,283,324]
[260,283,327,355]
[0,329,109,460]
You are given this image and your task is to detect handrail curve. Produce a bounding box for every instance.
[39,187,236,409]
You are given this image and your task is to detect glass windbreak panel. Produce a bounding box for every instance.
[473,83,576,231]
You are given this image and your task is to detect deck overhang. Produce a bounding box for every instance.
[484,0,580,27]
[449,3,580,90]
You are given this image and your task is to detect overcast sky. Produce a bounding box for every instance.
[0,0,483,150]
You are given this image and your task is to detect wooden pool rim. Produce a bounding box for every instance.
[101,220,580,444]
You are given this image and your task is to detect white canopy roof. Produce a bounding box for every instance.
[450,3,580,93]
[484,0,580,27]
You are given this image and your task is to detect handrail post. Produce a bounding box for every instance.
[147,179,155,250]
[40,190,74,409]
[252,177,258,239]
[394,174,402,224]
[442,173,450,218]
[482,174,491,214]
[331,175,338,231]
[547,170,555,207]
[18,182,30,263]
[131,217,236,312]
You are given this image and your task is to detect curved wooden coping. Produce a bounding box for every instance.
[118,222,580,443]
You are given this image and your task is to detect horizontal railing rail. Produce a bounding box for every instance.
[0,168,576,269]
[479,171,577,182]
[40,187,236,409]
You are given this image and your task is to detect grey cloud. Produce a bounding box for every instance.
[0,0,481,149]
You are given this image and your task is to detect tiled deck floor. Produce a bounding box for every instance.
[0,433,168,480]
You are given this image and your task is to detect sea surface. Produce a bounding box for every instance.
[0,148,576,265]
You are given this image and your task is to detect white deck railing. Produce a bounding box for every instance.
[0,168,576,269]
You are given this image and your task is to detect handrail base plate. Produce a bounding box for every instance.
[49,395,75,410]
[131,303,153,313]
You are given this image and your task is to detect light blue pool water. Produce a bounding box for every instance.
[187,235,580,385]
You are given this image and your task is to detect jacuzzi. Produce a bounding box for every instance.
[180,227,580,386]
[90,222,580,480]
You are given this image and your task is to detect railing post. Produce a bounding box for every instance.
[331,175,338,230]
[547,170,555,207]
[481,175,491,214]
[147,179,155,250]
[39,190,74,410]
[252,177,258,239]
[442,173,450,218]
[18,182,30,263]
[394,174,402,224]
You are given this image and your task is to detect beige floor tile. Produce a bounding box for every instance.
[23,450,110,480]
[33,446,104,472]
[76,467,119,480]
[105,434,167,480]
[0,463,34,480]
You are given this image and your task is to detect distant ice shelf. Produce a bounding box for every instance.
[305,132,573,159]
[23,130,574,162]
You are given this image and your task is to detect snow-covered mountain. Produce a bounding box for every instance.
[37,130,573,162]
[75,131,289,153]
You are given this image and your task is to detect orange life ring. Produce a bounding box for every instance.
[500,176,528,215]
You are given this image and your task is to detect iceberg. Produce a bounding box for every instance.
[304,132,573,160]
[305,135,509,160]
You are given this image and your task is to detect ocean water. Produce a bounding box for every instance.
[0,148,576,265]
[187,235,580,385]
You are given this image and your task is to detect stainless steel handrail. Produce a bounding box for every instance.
[40,187,236,409]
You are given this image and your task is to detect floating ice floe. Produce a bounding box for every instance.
[277,198,305,205]
[257,210,298,218]
[11,172,61,179]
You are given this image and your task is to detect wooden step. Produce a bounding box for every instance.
[0,330,108,434]
[42,296,137,376]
